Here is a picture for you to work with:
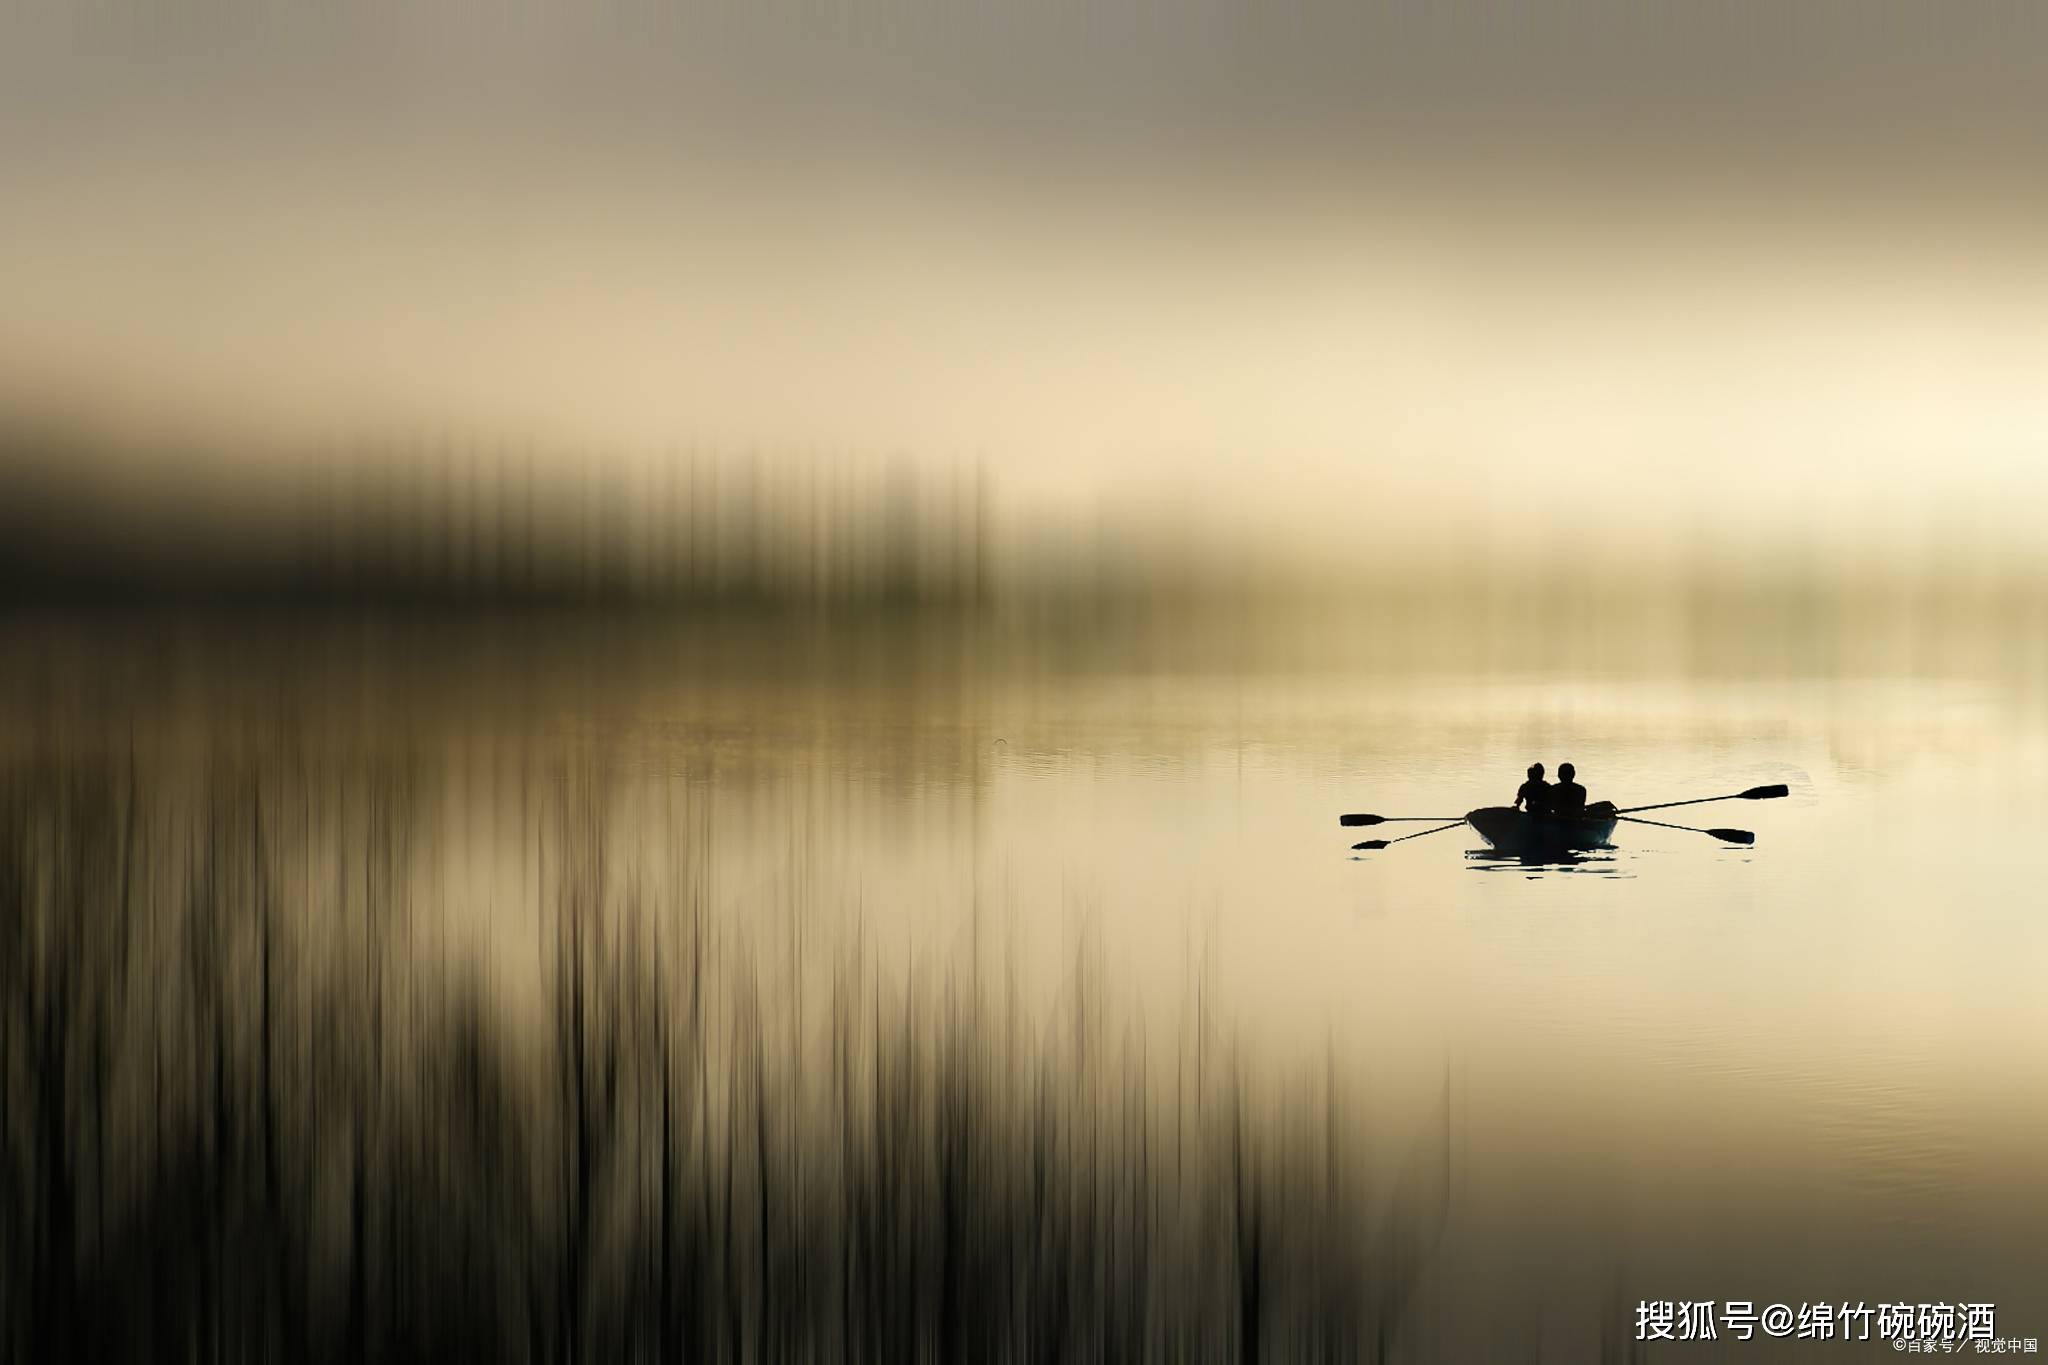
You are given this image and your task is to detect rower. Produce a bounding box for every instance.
[1552,762,1587,815]
[1513,763,1552,815]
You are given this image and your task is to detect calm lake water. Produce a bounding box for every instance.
[7,606,2045,1358]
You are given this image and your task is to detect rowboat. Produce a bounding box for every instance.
[1464,804,1618,855]
[1341,784,1784,856]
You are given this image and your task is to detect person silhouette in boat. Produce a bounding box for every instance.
[1513,763,1553,815]
[1551,762,1588,816]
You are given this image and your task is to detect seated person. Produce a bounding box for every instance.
[1551,762,1588,815]
[1514,763,1552,815]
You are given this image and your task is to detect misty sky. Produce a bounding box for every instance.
[4,1,2047,561]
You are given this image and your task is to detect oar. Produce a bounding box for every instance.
[1614,814,1755,845]
[1615,783,1788,816]
[1340,813,1462,827]
[1352,818,1467,851]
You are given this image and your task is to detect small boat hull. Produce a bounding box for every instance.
[1465,806,1618,855]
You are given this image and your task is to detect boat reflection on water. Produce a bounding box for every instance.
[1463,845,1630,877]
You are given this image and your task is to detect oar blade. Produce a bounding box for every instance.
[1706,828,1756,845]
[1352,839,1390,851]
[1339,813,1384,827]
[1740,784,1790,801]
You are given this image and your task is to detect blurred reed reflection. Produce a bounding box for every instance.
[0,742,1446,1362]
